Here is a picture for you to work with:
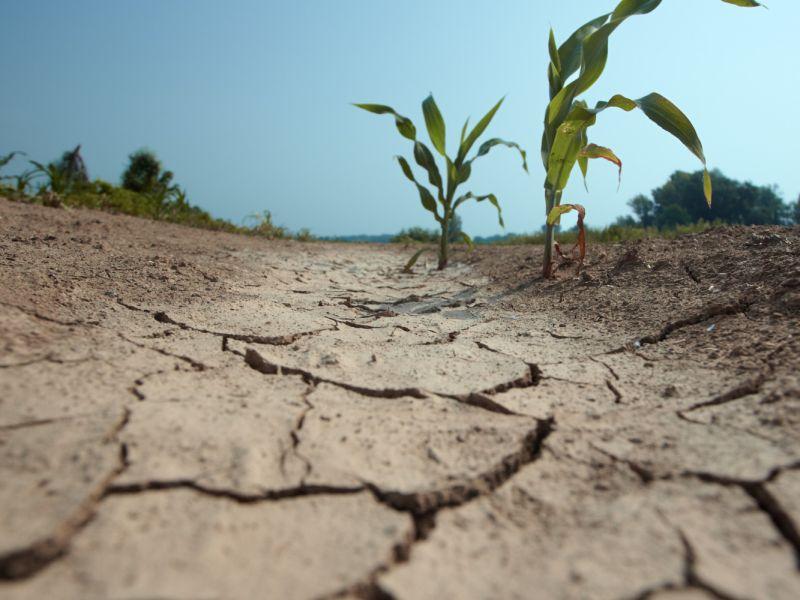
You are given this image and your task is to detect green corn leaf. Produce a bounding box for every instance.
[577,156,589,191]
[548,29,561,74]
[445,156,457,198]
[29,160,50,174]
[547,0,758,125]
[547,203,578,226]
[578,143,622,184]
[403,248,429,273]
[422,95,447,156]
[456,160,472,185]
[457,97,504,165]
[635,93,706,165]
[395,156,441,219]
[482,194,504,228]
[548,63,563,101]
[473,138,529,173]
[545,82,579,128]
[703,169,713,207]
[543,81,583,171]
[460,231,474,251]
[413,141,444,199]
[454,192,504,227]
[547,92,711,204]
[460,118,470,146]
[577,129,589,191]
[557,13,610,82]
[354,103,417,141]
[581,0,761,96]
[0,151,25,169]
[720,0,763,6]
[599,92,713,203]
[611,0,663,21]
[546,1,664,130]
[545,122,584,192]
[540,0,759,239]
[572,24,615,97]
[396,154,415,181]
[540,129,551,170]
[576,1,666,97]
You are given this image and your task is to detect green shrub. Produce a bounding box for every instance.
[495,221,719,246]
[244,210,288,239]
[391,226,438,244]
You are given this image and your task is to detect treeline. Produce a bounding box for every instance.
[3,153,796,244]
[389,169,798,247]
[0,146,308,240]
[616,169,798,229]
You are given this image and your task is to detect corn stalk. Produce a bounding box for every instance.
[540,0,763,278]
[355,95,527,270]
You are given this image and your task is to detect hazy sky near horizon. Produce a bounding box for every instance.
[2,1,796,236]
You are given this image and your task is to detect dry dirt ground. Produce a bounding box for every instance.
[1,197,799,600]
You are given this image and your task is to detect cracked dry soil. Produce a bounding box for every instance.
[1,198,799,600]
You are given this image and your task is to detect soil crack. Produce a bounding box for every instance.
[153,310,335,346]
[117,333,209,371]
[321,417,554,600]
[687,472,800,570]
[365,417,553,513]
[280,383,316,483]
[591,445,654,485]
[115,299,335,346]
[244,348,538,416]
[680,373,766,414]
[676,529,741,600]
[0,409,131,581]
[244,348,427,400]
[104,480,364,503]
[637,295,755,348]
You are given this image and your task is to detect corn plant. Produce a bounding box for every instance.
[539,0,763,277]
[10,170,37,195]
[0,151,24,173]
[355,95,527,270]
[29,160,69,194]
[0,151,25,192]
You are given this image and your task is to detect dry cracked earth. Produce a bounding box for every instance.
[1,198,799,600]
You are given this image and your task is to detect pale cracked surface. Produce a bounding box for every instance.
[1,199,799,599]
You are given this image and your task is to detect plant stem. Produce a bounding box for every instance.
[542,188,556,278]
[438,215,450,270]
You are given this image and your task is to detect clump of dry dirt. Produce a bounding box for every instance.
[1,198,799,600]
[472,225,800,371]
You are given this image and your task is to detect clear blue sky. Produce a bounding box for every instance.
[1,1,795,237]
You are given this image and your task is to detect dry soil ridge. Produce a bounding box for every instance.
[0,199,799,599]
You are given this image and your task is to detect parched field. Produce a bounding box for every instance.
[1,198,799,599]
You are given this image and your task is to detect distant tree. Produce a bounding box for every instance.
[652,170,790,229]
[628,194,655,228]
[391,226,438,244]
[794,196,800,225]
[657,204,692,229]
[122,149,173,195]
[391,215,467,244]
[121,149,181,218]
[612,214,638,227]
[447,213,463,243]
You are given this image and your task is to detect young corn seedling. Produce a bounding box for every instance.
[0,151,24,173]
[355,95,527,270]
[539,0,763,278]
[0,152,25,190]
